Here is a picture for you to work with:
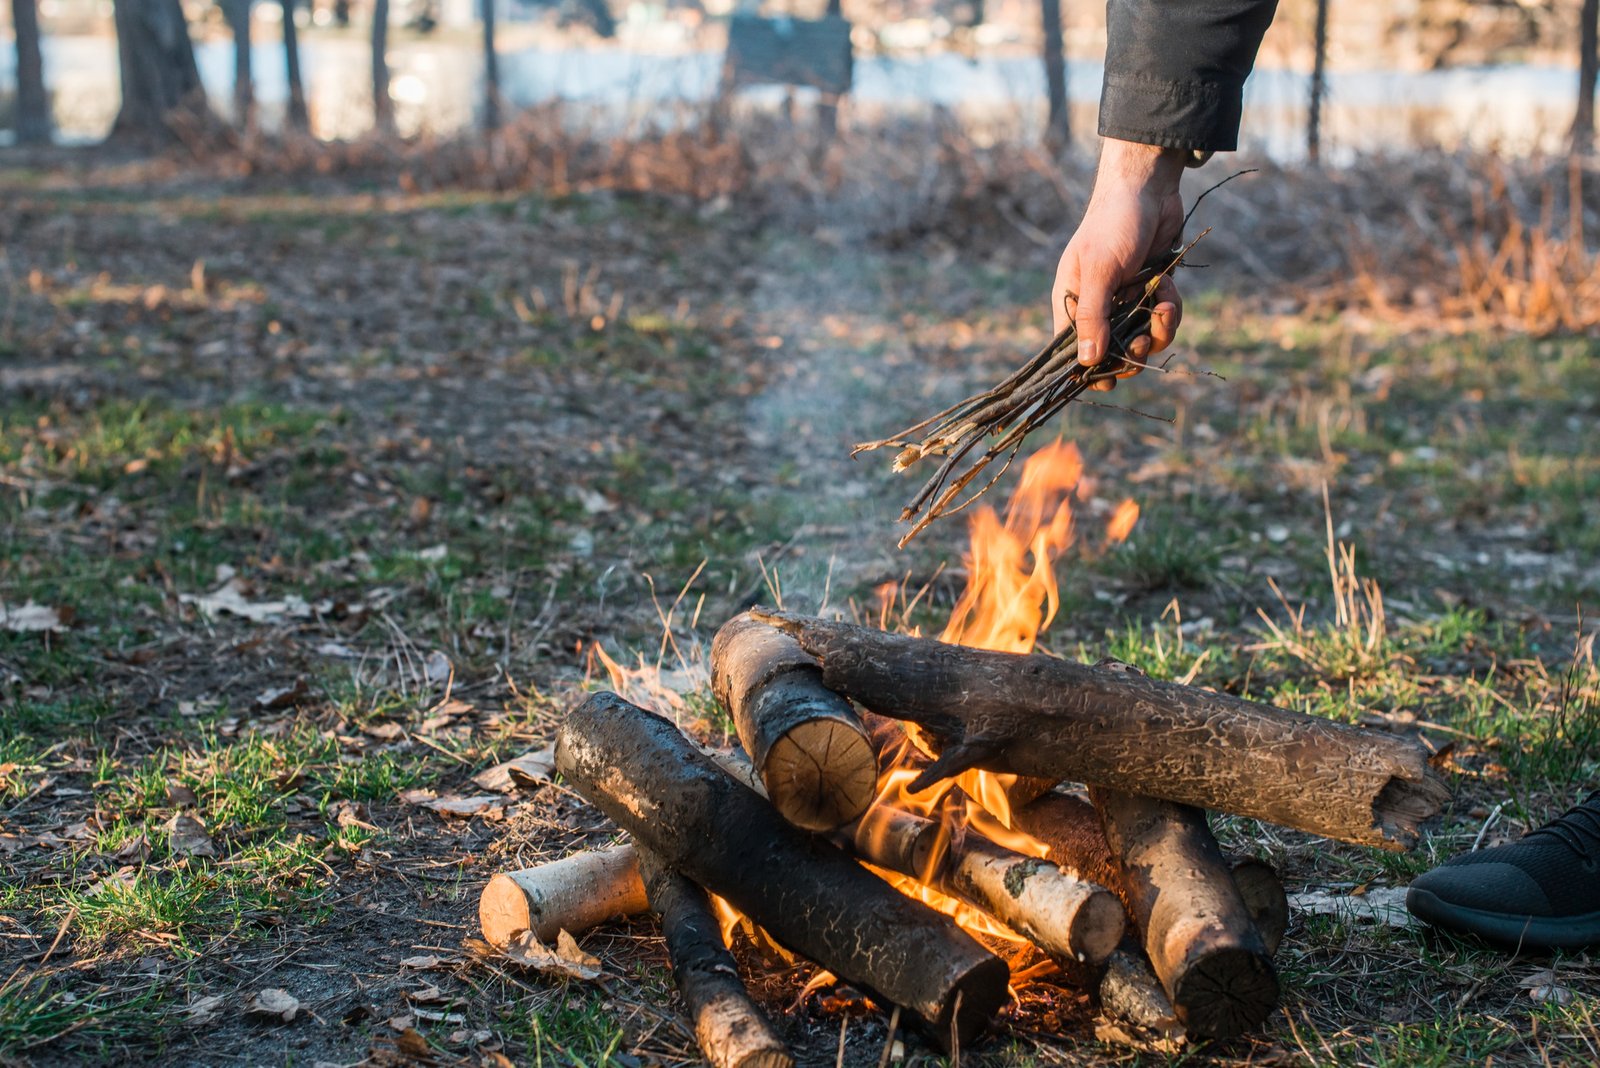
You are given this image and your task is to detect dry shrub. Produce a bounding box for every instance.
[187,109,1600,335]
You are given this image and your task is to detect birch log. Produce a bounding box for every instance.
[479,846,648,946]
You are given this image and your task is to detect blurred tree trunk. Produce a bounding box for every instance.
[224,0,255,130]
[11,0,50,145]
[109,0,207,144]
[1307,0,1329,162]
[281,0,309,132]
[1040,0,1067,146]
[372,0,394,134]
[1577,0,1599,151]
[481,0,500,131]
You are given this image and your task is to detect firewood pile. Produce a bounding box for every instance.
[479,609,1449,1066]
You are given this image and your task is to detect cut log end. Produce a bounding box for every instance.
[1169,943,1279,1040]
[1073,890,1130,965]
[939,955,1013,1045]
[479,872,534,947]
[763,719,878,832]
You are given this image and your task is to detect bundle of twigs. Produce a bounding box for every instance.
[855,230,1208,548]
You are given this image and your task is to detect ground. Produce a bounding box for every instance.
[1,155,1597,1067]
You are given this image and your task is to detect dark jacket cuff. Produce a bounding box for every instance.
[1097,72,1245,153]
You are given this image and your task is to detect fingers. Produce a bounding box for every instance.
[1073,270,1114,372]
[1148,275,1183,354]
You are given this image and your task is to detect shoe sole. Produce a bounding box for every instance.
[1407,888,1600,951]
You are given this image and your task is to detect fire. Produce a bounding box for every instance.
[861,440,1138,958]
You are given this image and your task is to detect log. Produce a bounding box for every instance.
[479,845,648,946]
[1092,788,1278,1040]
[712,613,877,831]
[636,849,794,1068]
[751,609,1449,850]
[1014,793,1288,953]
[848,803,1124,965]
[555,692,1010,1045]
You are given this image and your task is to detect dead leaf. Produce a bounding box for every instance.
[363,722,407,742]
[398,788,437,805]
[471,746,556,794]
[388,1014,415,1032]
[110,833,151,864]
[399,954,445,970]
[1520,969,1575,1005]
[424,650,452,684]
[246,988,299,1022]
[330,800,376,830]
[254,678,310,711]
[180,577,310,624]
[501,929,603,981]
[163,813,217,858]
[423,795,504,819]
[167,783,199,807]
[85,866,139,898]
[0,601,69,633]
[411,1007,465,1024]
[406,983,444,1003]
[183,994,225,1025]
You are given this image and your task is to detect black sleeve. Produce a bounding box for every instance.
[1098,0,1279,152]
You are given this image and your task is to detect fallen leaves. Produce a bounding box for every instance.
[422,795,505,820]
[181,572,311,624]
[1520,968,1576,1005]
[501,929,603,981]
[1286,886,1416,929]
[246,988,300,1022]
[471,745,556,794]
[162,813,217,858]
[0,601,70,633]
[183,994,226,1025]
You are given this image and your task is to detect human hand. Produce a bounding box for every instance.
[1052,139,1187,392]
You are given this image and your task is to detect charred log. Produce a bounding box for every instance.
[712,613,877,832]
[753,610,1448,850]
[637,849,795,1068]
[555,692,1010,1046]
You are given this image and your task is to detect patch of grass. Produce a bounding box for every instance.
[0,975,174,1061]
[525,991,628,1068]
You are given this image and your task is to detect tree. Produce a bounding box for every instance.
[11,0,50,145]
[281,0,309,132]
[372,0,394,134]
[223,0,255,130]
[109,0,208,144]
[481,0,500,131]
[1040,0,1067,146]
[1577,0,1599,151]
[1307,0,1329,162]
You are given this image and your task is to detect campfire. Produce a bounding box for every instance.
[478,444,1449,1065]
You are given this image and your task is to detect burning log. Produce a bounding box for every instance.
[712,614,878,832]
[555,692,1011,1045]
[752,610,1449,850]
[1013,793,1288,954]
[636,849,795,1068]
[1014,792,1284,1040]
[479,845,648,946]
[1092,788,1278,1040]
[847,803,1125,965]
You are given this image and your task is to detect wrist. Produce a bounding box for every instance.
[1098,138,1186,193]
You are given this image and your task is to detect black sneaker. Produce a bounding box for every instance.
[1407,792,1600,951]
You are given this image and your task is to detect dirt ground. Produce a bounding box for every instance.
[1,152,1598,1067]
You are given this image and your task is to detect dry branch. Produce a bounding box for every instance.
[555,692,1010,1045]
[712,613,877,831]
[479,845,648,946]
[636,849,795,1068]
[752,610,1449,850]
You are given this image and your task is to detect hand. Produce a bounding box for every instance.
[1052,139,1187,392]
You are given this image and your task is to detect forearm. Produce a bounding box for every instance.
[1098,0,1280,152]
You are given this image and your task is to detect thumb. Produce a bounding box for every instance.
[1073,266,1115,369]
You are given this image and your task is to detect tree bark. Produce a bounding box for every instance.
[1040,0,1068,146]
[479,845,648,946]
[480,0,500,131]
[109,0,208,145]
[1578,0,1599,151]
[556,692,1010,1047]
[637,850,795,1068]
[712,614,877,832]
[224,0,255,130]
[11,0,49,145]
[280,0,308,132]
[752,610,1449,850]
[371,0,394,134]
[1308,0,1329,162]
